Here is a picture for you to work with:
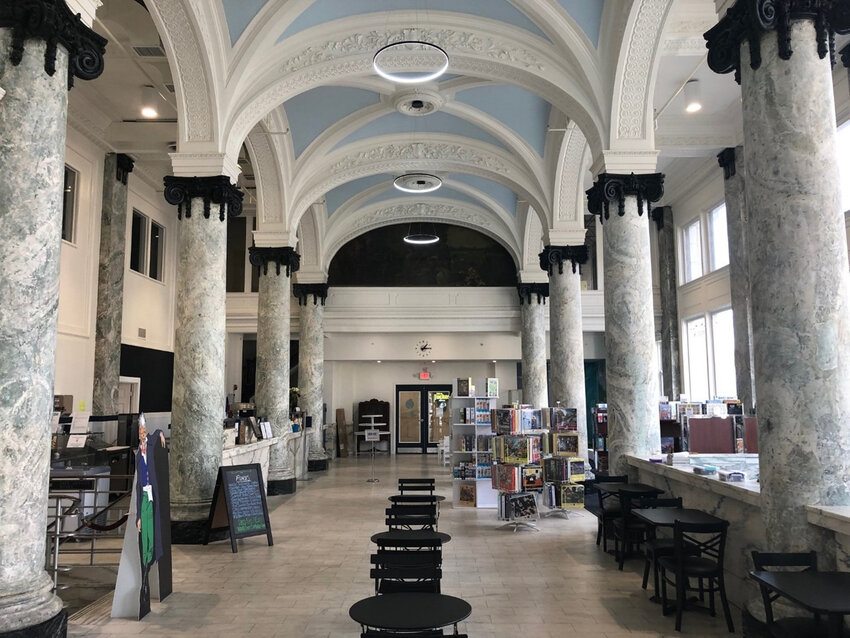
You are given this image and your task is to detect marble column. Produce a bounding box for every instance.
[250,247,300,494]
[92,154,134,416]
[163,176,243,543]
[540,247,588,459]
[587,173,664,475]
[707,6,850,554]
[294,284,329,470]
[653,206,681,400]
[0,4,105,635]
[717,148,756,413]
[517,284,549,408]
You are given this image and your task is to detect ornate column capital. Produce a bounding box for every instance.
[586,172,664,223]
[539,245,588,275]
[294,283,329,306]
[705,0,850,83]
[249,246,300,277]
[517,283,549,305]
[115,153,134,185]
[0,0,107,88]
[717,147,738,180]
[163,175,243,221]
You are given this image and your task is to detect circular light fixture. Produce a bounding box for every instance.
[373,40,449,84]
[684,79,702,114]
[394,173,442,193]
[404,221,440,245]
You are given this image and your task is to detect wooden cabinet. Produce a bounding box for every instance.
[356,399,390,455]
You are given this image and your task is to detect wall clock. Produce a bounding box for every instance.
[415,339,432,357]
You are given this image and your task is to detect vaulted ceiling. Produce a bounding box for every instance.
[71,0,758,278]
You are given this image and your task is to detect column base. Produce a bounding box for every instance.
[0,610,66,638]
[170,520,227,545]
[267,478,296,495]
[307,459,328,472]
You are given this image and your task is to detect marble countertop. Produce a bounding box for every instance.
[806,505,850,536]
[626,455,762,507]
[222,437,278,459]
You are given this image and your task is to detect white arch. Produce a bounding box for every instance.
[550,122,592,243]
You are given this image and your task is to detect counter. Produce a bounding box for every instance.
[221,437,278,493]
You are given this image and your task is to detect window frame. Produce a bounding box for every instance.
[681,217,704,284]
[129,208,166,284]
[708,203,729,272]
[148,219,165,282]
[681,306,737,401]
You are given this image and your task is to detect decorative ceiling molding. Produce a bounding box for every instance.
[298,204,321,268]
[554,123,589,227]
[246,124,283,225]
[612,0,674,143]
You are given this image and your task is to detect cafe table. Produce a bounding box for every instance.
[750,570,850,638]
[631,507,725,527]
[595,482,664,497]
[349,592,471,633]
[370,529,452,547]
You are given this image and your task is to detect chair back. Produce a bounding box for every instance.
[370,552,442,594]
[674,521,729,568]
[386,504,438,530]
[617,487,648,519]
[595,474,628,510]
[371,550,442,567]
[639,496,682,509]
[398,478,435,494]
[375,537,442,551]
[388,494,440,506]
[751,550,818,626]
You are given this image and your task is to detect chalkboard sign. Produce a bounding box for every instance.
[203,464,273,553]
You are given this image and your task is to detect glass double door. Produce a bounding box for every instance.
[395,385,452,454]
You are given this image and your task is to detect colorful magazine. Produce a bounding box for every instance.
[522,466,544,489]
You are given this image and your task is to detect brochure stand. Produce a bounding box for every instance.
[365,429,380,483]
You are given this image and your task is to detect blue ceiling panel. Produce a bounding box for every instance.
[451,174,517,217]
[556,0,604,47]
[279,0,547,42]
[222,0,266,45]
[284,87,382,158]
[361,186,484,210]
[454,84,550,156]
[333,112,508,152]
[325,174,390,217]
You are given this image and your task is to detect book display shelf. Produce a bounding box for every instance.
[451,392,499,508]
[491,406,585,528]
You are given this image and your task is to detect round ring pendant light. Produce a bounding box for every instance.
[373,40,449,84]
[404,229,440,245]
[393,173,442,193]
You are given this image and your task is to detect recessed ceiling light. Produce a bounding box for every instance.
[141,85,159,118]
[684,79,702,114]
[376,360,382,364]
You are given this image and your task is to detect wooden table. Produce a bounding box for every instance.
[370,529,452,547]
[596,482,664,496]
[631,507,725,527]
[349,592,471,632]
[750,570,850,638]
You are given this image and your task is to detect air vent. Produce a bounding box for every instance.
[164,83,175,93]
[138,328,147,338]
[133,45,165,58]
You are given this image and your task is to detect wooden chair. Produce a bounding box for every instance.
[640,497,686,596]
[658,521,734,633]
[385,504,438,530]
[751,551,827,638]
[398,478,436,494]
[593,474,628,552]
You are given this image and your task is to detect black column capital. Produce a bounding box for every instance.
[248,246,300,277]
[294,283,329,306]
[0,0,107,88]
[650,205,673,232]
[115,154,134,185]
[717,147,738,180]
[586,172,664,223]
[163,176,244,222]
[539,245,588,275]
[705,0,850,84]
[517,283,549,305]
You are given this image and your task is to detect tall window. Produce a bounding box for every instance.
[682,219,703,283]
[685,316,710,400]
[130,209,165,281]
[62,166,78,242]
[708,203,729,270]
[711,309,736,397]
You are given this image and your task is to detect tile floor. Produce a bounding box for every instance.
[68,454,739,637]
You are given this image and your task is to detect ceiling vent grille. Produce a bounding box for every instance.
[133,45,165,58]
[164,83,175,93]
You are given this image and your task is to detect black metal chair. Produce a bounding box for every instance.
[385,504,438,531]
[388,494,440,505]
[370,552,442,594]
[398,478,435,495]
[639,497,687,596]
[658,520,734,633]
[374,537,443,552]
[612,487,652,570]
[751,550,827,638]
[361,631,466,637]
[593,474,628,552]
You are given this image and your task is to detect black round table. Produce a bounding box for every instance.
[349,592,471,631]
[370,529,451,545]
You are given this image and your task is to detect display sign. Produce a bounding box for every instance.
[365,429,380,442]
[204,464,273,553]
[419,371,431,380]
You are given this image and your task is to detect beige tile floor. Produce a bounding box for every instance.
[69,454,739,637]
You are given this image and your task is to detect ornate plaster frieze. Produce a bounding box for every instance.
[614,0,674,141]
[298,206,320,267]
[555,123,589,224]
[246,126,283,224]
[148,0,212,142]
[329,141,510,175]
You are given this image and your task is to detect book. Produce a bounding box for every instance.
[522,466,544,489]
[457,377,471,397]
[546,406,578,432]
[519,408,542,432]
[509,493,538,521]
[491,408,518,435]
[543,457,569,483]
[567,458,585,482]
[458,482,476,507]
[491,463,521,492]
[486,377,499,398]
[553,432,580,457]
[560,483,585,508]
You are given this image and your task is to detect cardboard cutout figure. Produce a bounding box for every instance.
[136,421,165,617]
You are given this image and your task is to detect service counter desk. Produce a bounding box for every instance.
[626,454,850,615]
[222,437,278,493]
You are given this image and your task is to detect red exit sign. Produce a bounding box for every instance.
[419,371,431,380]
